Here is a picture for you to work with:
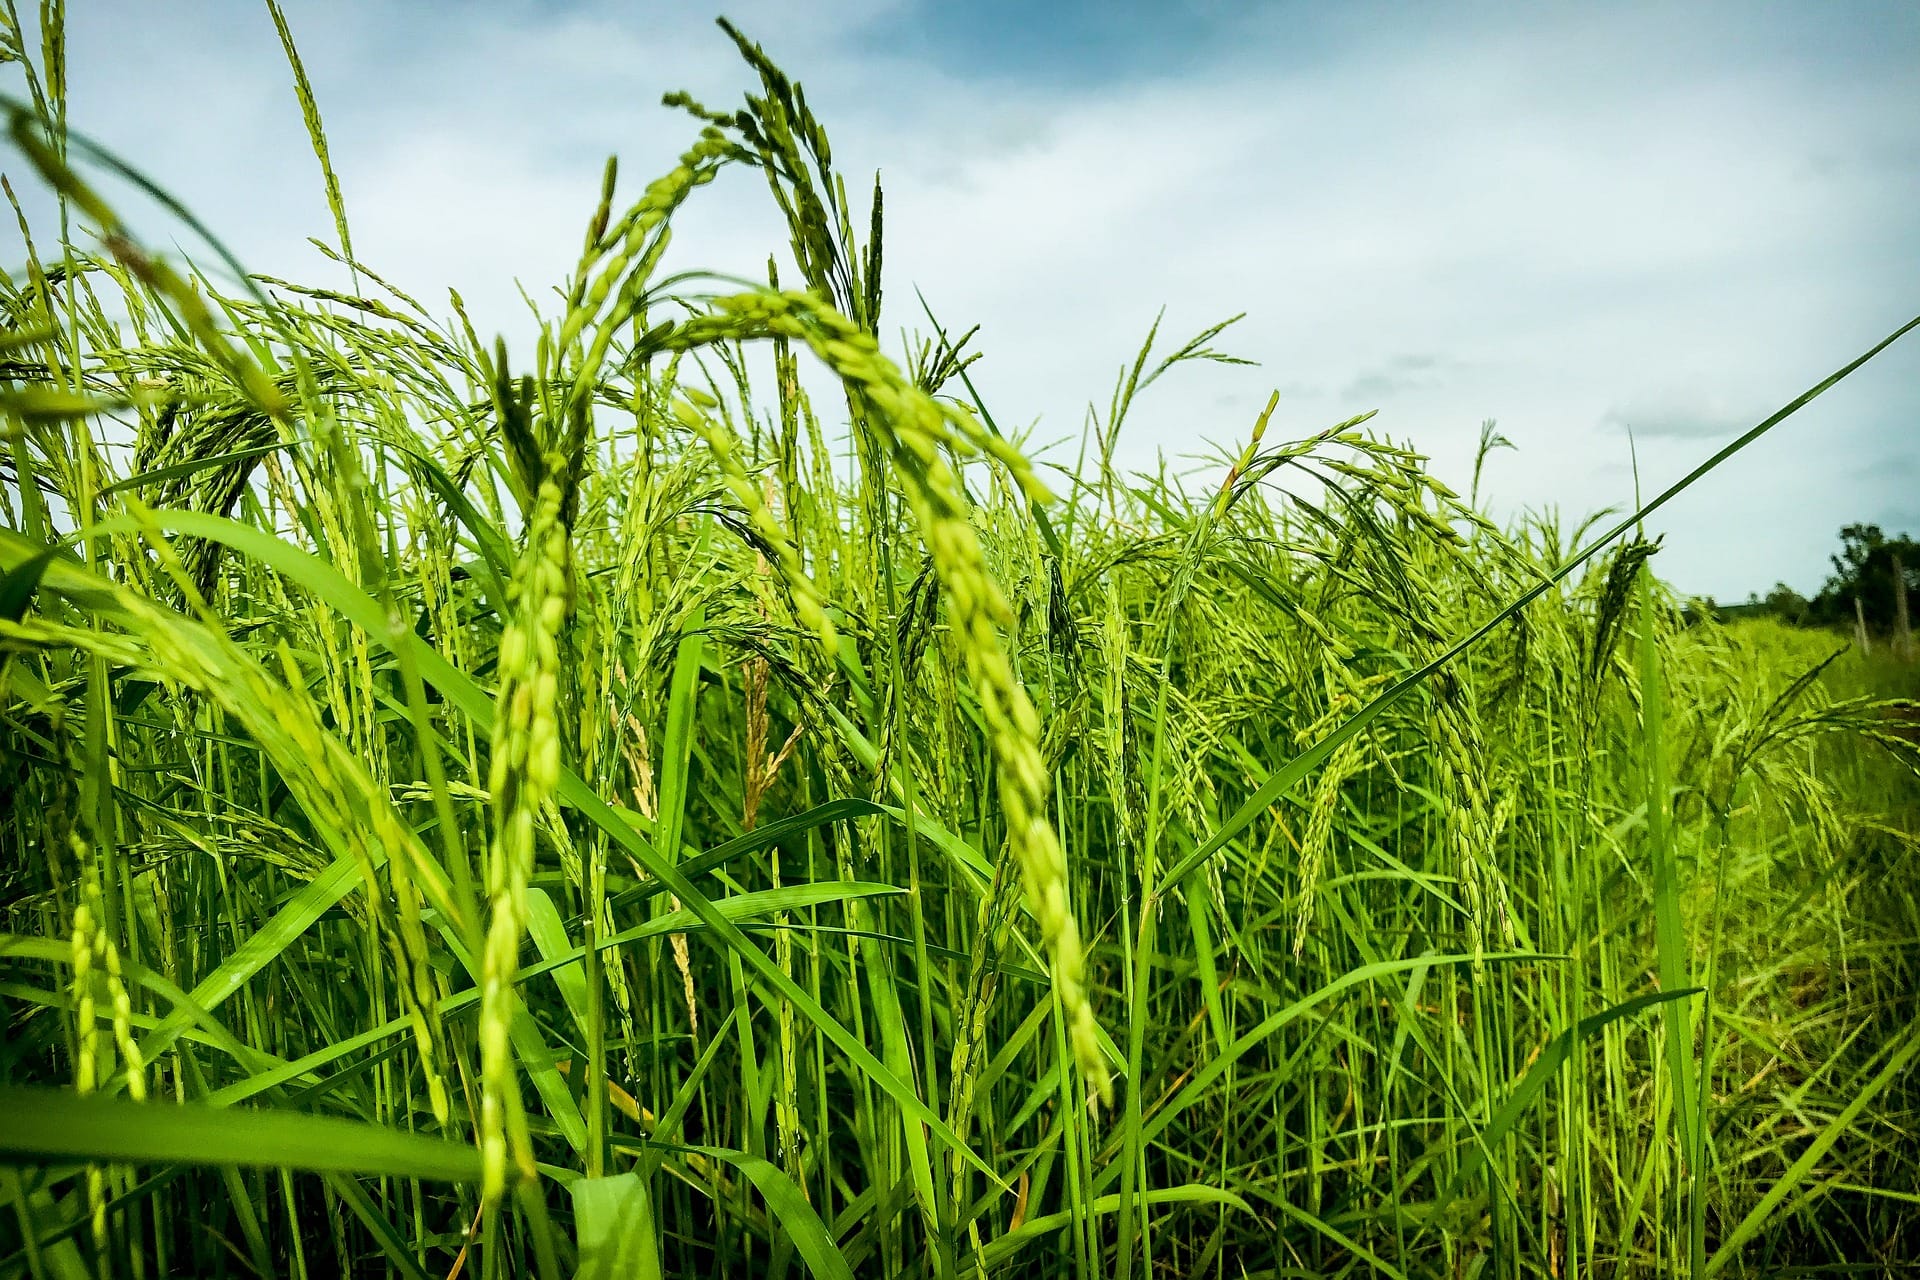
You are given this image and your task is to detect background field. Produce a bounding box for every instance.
[3,10,1918,1279]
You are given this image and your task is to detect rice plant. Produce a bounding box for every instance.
[2,10,1918,1278]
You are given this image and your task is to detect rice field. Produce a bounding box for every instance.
[3,11,1919,1279]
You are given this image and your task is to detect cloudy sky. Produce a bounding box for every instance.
[7,0,1918,600]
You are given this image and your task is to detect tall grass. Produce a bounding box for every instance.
[3,11,1918,1278]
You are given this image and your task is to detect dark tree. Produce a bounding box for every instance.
[1764,582,1809,625]
[1811,524,1919,631]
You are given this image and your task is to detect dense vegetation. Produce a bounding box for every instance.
[3,11,1918,1278]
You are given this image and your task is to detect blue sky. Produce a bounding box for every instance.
[6,0,1918,601]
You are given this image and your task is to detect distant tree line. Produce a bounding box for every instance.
[1713,525,1916,650]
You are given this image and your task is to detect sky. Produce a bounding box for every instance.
[5,0,1918,601]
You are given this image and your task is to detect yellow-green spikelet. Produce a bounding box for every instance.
[479,474,571,1199]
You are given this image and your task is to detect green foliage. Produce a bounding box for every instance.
[1764,580,1811,624]
[2,11,1919,1280]
[1688,526,1920,637]
[1812,523,1919,630]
